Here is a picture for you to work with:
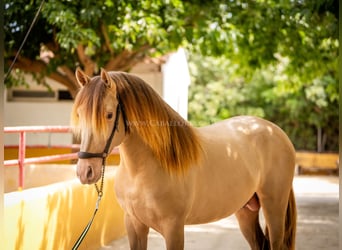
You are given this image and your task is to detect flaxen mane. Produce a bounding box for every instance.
[72,71,202,174]
[71,76,113,143]
[113,72,203,175]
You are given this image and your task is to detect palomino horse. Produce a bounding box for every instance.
[71,68,296,250]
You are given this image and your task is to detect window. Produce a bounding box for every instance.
[7,89,73,102]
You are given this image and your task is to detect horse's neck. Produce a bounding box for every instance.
[119,132,159,177]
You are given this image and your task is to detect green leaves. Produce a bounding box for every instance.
[42,2,100,51]
[5,0,338,77]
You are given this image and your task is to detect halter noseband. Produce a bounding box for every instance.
[77,102,121,162]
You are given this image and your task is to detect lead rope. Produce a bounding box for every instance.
[72,162,105,250]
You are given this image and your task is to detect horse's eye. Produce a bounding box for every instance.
[107,113,113,119]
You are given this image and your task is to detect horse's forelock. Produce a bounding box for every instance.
[72,77,109,143]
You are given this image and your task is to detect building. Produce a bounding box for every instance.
[4,48,191,149]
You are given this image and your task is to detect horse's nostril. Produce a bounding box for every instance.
[87,166,93,180]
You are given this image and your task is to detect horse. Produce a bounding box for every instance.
[71,68,297,250]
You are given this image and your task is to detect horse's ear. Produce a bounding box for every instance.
[100,68,115,90]
[75,67,90,87]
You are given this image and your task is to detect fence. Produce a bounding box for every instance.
[4,126,118,190]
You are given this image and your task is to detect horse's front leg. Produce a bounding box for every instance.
[161,219,185,250]
[125,214,149,250]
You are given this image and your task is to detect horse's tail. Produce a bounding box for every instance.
[284,188,297,250]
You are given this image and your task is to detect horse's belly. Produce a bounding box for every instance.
[184,120,264,224]
[184,181,255,225]
[185,205,236,225]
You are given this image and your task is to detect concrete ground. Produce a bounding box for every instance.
[100,176,339,250]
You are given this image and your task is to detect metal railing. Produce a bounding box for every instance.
[4,126,118,190]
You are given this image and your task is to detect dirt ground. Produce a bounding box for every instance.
[101,175,339,250]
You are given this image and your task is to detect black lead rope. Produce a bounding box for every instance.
[71,184,103,250]
[72,104,121,250]
[72,201,99,248]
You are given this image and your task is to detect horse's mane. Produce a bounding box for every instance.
[71,71,202,175]
[114,72,203,175]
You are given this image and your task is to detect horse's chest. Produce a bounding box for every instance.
[114,177,140,210]
[114,171,187,227]
[114,180,168,229]
[114,174,156,212]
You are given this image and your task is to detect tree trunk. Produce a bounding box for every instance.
[317,126,322,152]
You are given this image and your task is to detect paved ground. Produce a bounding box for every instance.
[100,176,339,250]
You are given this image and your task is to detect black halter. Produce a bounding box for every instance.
[77,102,121,162]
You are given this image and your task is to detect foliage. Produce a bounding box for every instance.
[188,53,339,152]
[5,0,339,151]
[4,0,339,98]
[186,0,339,152]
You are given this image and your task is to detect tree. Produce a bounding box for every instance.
[184,0,339,152]
[188,53,338,152]
[5,0,338,98]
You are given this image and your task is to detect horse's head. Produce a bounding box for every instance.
[71,68,126,184]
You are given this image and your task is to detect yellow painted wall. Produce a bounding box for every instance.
[4,168,126,250]
[5,164,77,193]
[296,152,339,169]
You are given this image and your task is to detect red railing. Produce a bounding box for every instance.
[4,126,118,190]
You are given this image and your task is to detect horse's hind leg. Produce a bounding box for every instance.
[235,205,267,250]
[259,195,287,250]
[259,187,296,250]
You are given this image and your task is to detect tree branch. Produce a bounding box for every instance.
[77,44,96,76]
[101,23,114,55]
[7,56,79,98]
[57,66,79,97]
[104,49,131,70]
[104,44,151,71]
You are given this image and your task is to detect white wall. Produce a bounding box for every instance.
[4,75,73,145]
[131,49,191,120]
[130,62,163,96]
[4,101,73,145]
[162,48,191,119]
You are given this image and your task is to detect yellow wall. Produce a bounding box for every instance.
[296,152,339,169]
[5,164,77,193]
[4,168,126,250]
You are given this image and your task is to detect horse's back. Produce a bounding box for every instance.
[199,116,295,158]
[201,115,296,185]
